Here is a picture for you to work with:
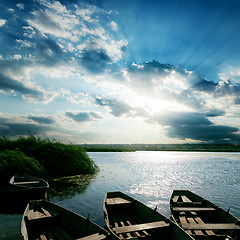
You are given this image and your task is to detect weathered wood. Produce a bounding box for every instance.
[172,207,215,212]
[182,223,240,230]
[13,181,40,185]
[191,212,215,236]
[38,229,48,240]
[179,214,192,235]
[187,217,204,236]
[107,198,132,205]
[181,196,192,203]
[172,196,179,203]
[76,233,107,240]
[113,221,170,234]
[41,208,52,217]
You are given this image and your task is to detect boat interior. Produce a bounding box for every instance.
[171,194,240,240]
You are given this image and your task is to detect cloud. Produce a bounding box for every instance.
[94,96,135,117]
[65,111,102,122]
[191,78,217,93]
[152,111,240,143]
[80,49,111,74]
[0,59,58,103]
[34,37,66,66]
[27,1,78,40]
[28,116,55,124]
[78,39,127,73]
[0,19,7,27]
[16,3,24,10]
[0,114,49,137]
[110,21,118,31]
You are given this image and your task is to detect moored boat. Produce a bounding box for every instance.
[21,199,111,240]
[0,174,49,207]
[103,191,194,240]
[170,190,240,240]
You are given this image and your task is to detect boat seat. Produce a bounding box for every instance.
[181,223,240,230]
[13,181,40,185]
[172,196,179,203]
[172,207,215,212]
[191,211,215,236]
[113,221,170,234]
[181,196,192,203]
[107,198,132,206]
[76,233,107,240]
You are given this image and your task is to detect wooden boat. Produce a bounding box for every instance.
[0,174,49,207]
[21,199,111,240]
[170,190,240,240]
[103,191,194,240]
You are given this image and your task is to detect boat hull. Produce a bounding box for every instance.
[103,191,194,240]
[0,174,48,210]
[21,200,111,240]
[170,190,240,240]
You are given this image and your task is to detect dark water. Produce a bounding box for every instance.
[1,151,240,239]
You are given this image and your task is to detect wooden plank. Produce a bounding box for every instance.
[181,196,192,203]
[107,198,132,205]
[173,207,215,212]
[13,181,40,185]
[38,229,48,240]
[113,221,170,234]
[187,217,204,236]
[172,196,179,203]
[191,212,215,236]
[76,233,107,240]
[41,208,52,217]
[28,210,35,220]
[125,211,150,237]
[179,215,192,235]
[182,223,240,230]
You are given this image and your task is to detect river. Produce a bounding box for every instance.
[1,151,240,239]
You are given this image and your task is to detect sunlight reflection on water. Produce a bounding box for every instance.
[1,151,240,239]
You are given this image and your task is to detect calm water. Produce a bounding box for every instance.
[1,151,240,239]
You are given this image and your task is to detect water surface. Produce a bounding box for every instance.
[1,151,239,239]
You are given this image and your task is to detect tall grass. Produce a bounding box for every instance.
[0,136,98,184]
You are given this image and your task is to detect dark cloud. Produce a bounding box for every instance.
[128,60,174,75]
[191,78,217,92]
[28,116,55,124]
[94,97,135,117]
[152,111,240,143]
[0,72,43,98]
[65,111,102,122]
[0,122,48,137]
[80,49,111,74]
[35,37,66,66]
[205,109,225,117]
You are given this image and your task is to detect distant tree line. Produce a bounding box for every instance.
[80,144,240,152]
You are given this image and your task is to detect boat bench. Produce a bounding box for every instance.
[173,207,215,212]
[172,195,202,206]
[182,223,240,230]
[113,221,170,234]
[179,212,215,236]
[76,233,107,240]
[107,198,132,206]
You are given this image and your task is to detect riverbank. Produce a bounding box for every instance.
[80,143,240,152]
[0,136,98,185]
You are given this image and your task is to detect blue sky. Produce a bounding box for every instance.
[0,0,240,144]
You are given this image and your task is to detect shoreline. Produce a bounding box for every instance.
[80,143,240,152]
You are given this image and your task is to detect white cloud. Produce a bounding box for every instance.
[16,3,24,10]
[0,19,7,27]
[110,21,118,31]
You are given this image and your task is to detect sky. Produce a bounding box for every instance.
[0,0,240,144]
